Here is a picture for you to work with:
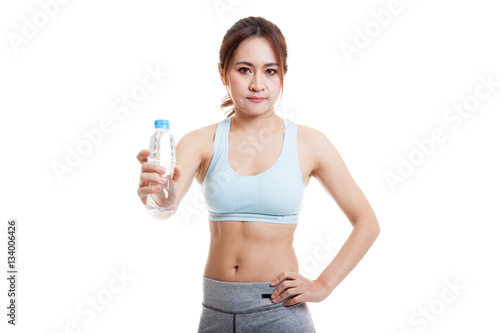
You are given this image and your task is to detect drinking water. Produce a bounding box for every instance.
[146,119,177,219]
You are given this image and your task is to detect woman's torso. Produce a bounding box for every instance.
[195,117,315,282]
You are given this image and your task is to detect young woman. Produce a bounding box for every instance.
[136,16,380,333]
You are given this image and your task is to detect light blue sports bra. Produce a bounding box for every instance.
[200,116,305,224]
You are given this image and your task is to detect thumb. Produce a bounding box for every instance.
[172,165,182,182]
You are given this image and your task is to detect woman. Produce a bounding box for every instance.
[136,16,380,333]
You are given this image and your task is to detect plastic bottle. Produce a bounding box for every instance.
[146,119,177,219]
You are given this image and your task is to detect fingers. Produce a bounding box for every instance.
[139,171,168,189]
[137,149,178,204]
[137,184,162,198]
[271,279,297,300]
[172,165,182,182]
[136,149,151,164]
[271,271,295,286]
[141,162,166,175]
[283,294,303,306]
[272,286,299,304]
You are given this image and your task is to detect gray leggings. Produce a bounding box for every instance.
[197,276,316,333]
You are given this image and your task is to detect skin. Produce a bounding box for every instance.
[137,36,380,307]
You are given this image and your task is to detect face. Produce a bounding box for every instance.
[219,37,282,116]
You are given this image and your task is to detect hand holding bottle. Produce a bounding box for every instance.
[136,149,182,207]
[137,119,179,219]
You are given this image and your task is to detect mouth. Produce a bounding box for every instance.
[247,97,266,101]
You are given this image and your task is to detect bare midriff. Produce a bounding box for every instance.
[203,220,299,283]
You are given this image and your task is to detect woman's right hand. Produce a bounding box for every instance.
[136,149,182,206]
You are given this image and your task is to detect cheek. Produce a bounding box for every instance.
[227,72,244,91]
[232,81,245,93]
[271,78,282,92]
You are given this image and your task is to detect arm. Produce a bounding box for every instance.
[310,128,380,293]
[171,129,205,208]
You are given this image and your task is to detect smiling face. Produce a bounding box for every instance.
[219,36,282,116]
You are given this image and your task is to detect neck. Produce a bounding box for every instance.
[230,111,283,135]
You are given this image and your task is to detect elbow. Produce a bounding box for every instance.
[373,222,381,239]
[353,215,380,240]
[370,218,381,242]
[366,215,380,236]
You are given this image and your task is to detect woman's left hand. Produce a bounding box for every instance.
[270,272,332,306]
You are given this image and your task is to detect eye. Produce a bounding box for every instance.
[238,67,278,75]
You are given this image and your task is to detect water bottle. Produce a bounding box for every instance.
[146,119,177,219]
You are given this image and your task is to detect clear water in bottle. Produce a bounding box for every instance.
[146,119,177,218]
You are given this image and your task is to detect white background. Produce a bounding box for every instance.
[1,0,499,332]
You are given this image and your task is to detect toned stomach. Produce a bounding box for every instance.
[204,220,299,282]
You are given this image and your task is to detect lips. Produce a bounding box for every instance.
[247,97,266,100]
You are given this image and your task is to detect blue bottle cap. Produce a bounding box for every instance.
[154,119,170,130]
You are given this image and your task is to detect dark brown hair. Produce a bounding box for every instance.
[218,16,288,118]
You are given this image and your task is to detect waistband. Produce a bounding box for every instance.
[208,212,299,224]
[202,275,296,314]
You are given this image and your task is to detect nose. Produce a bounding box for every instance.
[250,71,265,91]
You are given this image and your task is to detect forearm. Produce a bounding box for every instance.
[316,218,380,293]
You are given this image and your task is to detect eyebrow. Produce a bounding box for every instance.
[235,61,278,67]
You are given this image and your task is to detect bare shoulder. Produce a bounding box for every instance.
[296,123,341,177]
[176,121,220,182]
[178,122,219,149]
[296,123,328,144]
[296,124,323,157]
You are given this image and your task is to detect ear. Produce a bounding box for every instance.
[218,63,226,86]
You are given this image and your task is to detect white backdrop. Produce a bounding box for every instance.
[1,0,499,332]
